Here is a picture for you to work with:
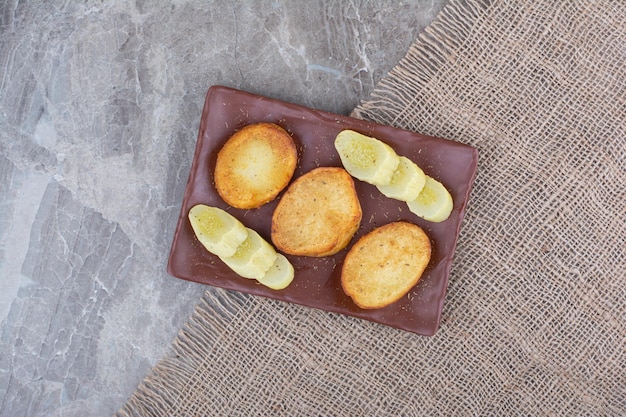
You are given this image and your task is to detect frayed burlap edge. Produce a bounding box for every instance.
[115,290,250,417]
[351,0,489,123]
[116,289,246,417]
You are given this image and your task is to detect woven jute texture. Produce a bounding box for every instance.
[117,0,625,415]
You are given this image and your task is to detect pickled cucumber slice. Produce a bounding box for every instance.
[376,156,426,202]
[219,228,277,279]
[335,130,400,186]
[188,204,248,258]
[257,253,294,290]
[406,176,453,223]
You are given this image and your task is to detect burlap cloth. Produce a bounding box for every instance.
[117,0,625,415]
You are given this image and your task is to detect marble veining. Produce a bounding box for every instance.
[0,1,446,415]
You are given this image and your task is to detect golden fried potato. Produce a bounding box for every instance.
[341,221,431,309]
[215,123,297,209]
[271,167,362,257]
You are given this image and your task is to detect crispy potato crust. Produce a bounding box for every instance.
[215,123,297,209]
[341,221,431,309]
[271,167,362,257]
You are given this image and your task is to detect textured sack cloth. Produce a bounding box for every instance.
[118,0,625,415]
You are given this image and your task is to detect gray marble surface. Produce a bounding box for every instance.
[0,1,447,415]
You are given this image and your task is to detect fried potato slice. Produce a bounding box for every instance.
[341,221,431,309]
[215,122,297,209]
[271,167,362,257]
